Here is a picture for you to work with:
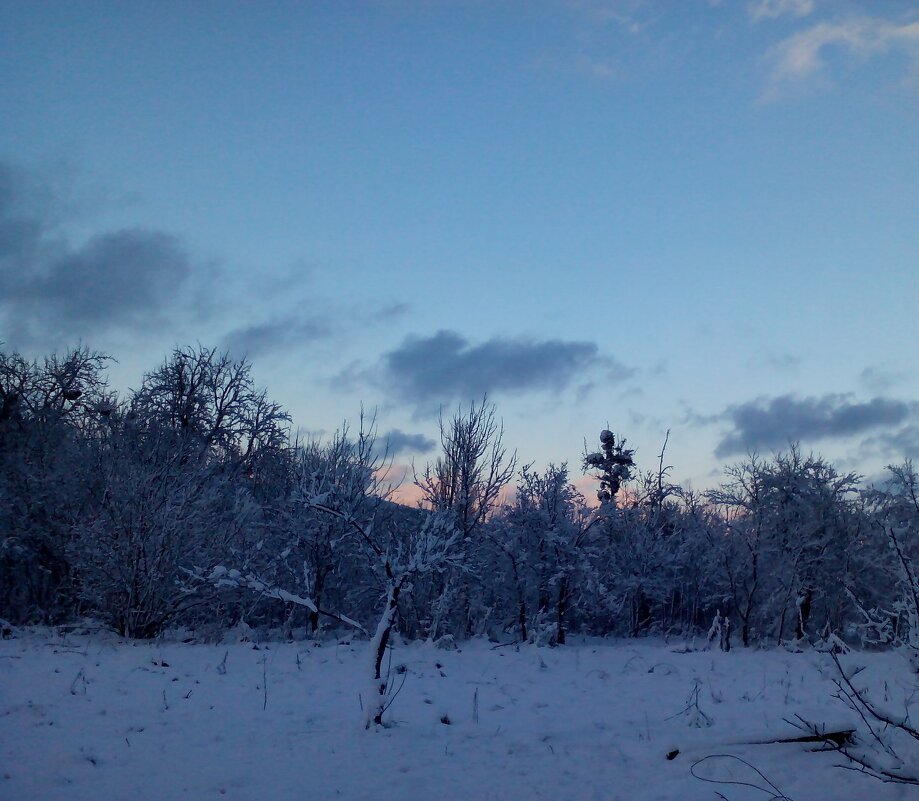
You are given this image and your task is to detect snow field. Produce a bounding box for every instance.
[0,632,915,801]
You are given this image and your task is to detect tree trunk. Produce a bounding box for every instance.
[518,596,528,643]
[556,577,569,645]
[366,578,402,728]
[796,587,813,641]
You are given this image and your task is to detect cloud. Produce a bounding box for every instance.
[373,302,411,322]
[748,0,815,22]
[859,364,910,394]
[565,0,650,33]
[861,423,919,463]
[378,330,623,409]
[221,315,330,359]
[712,393,916,457]
[882,425,919,460]
[37,230,188,323]
[574,55,621,81]
[763,16,919,98]
[747,352,801,372]
[0,160,193,347]
[381,428,436,457]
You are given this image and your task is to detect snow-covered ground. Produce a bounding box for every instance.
[0,630,915,801]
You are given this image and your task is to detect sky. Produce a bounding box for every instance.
[1,0,918,495]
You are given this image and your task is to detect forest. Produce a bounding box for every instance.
[2,343,916,654]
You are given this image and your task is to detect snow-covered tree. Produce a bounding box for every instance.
[415,397,516,539]
[412,398,515,638]
[583,429,635,506]
[300,417,461,726]
[708,447,861,645]
[62,346,290,637]
[488,463,594,644]
[859,462,919,648]
[73,409,257,637]
[131,344,289,466]
[0,346,111,622]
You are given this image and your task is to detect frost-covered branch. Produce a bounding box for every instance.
[822,652,919,785]
[196,566,366,633]
[207,565,318,611]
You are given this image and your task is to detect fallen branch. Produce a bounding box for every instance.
[666,725,854,760]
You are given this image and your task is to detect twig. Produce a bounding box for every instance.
[69,668,86,696]
[690,754,794,800]
[262,655,268,710]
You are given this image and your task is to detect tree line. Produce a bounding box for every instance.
[1,344,917,654]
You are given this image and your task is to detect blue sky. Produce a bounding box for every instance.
[1,0,918,492]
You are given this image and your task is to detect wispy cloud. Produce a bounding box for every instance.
[221,299,409,361]
[221,315,331,359]
[874,424,919,460]
[564,0,650,34]
[373,302,411,322]
[859,363,911,394]
[763,15,919,99]
[747,352,802,372]
[574,54,621,80]
[748,0,815,23]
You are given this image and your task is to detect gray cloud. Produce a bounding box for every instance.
[38,230,188,324]
[749,352,801,372]
[221,316,330,359]
[373,302,411,322]
[0,161,192,346]
[380,330,621,408]
[885,425,919,460]
[381,428,436,457]
[221,301,410,361]
[862,424,919,463]
[713,393,915,457]
[859,364,910,394]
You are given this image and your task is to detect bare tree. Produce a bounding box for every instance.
[415,397,516,539]
[132,344,289,465]
[517,464,594,644]
[74,412,255,638]
[302,416,462,726]
[798,650,919,785]
[823,496,918,785]
[67,346,289,637]
[0,347,112,622]
[209,411,462,726]
[0,346,112,430]
[411,399,515,639]
[707,448,860,645]
[707,455,769,647]
[307,500,460,726]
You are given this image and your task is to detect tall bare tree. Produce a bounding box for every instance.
[415,397,516,539]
